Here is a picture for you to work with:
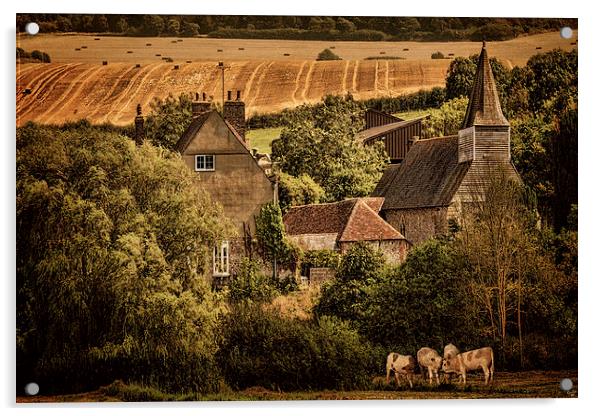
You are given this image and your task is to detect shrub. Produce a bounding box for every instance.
[217,305,379,391]
[431,51,445,59]
[227,258,278,303]
[277,172,325,213]
[317,48,342,61]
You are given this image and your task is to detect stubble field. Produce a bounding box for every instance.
[16,31,576,126]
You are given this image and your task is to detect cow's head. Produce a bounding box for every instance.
[441,358,452,373]
[432,355,443,370]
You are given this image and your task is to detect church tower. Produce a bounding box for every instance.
[458,41,511,164]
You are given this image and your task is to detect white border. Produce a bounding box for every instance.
[3,1,598,415]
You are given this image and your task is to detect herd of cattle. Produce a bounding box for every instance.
[385,344,495,388]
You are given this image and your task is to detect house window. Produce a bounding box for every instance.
[195,155,215,171]
[213,241,230,277]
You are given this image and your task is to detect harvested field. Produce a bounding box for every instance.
[16,370,577,402]
[16,32,576,126]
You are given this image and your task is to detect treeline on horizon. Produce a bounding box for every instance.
[17,14,577,42]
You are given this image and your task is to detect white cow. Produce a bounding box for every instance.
[386,352,416,388]
[417,347,443,385]
[442,346,495,385]
[444,343,460,359]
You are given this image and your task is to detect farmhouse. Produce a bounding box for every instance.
[174,91,276,285]
[283,197,411,265]
[356,108,427,163]
[373,42,521,245]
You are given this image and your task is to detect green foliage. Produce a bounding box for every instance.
[302,249,341,269]
[470,23,515,41]
[314,243,386,323]
[317,48,342,61]
[360,239,471,352]
[144,93,193,149]
[422,96,469,137]
[277,172,325,213]
[445,54,510,103]
[272,94,388,201]
[255,203,290,262]
[217,305,380,391]
[16,123,232,394]
[431,51,445,59]
[18,48,51,63]
[227,258,278,303]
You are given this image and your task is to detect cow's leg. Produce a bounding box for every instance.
[435,370,440,385]
[428,367,433,385]
[481,364,490,384]
[406,373,413,389]
[461,370,467,385]
[386,366,390,385]
[394,372,401,387]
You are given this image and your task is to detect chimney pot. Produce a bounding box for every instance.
[195,92,199,101]
[202,92,206,101]
[227,90,232,101]
[236,90,241,100]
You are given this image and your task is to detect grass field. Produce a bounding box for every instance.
[247,127,283,154]
[16,32,576,126]
[16,370,577,402]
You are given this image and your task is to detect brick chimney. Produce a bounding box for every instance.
[134,104,144,145]
[192,92,211,118]
[223,90,246,144]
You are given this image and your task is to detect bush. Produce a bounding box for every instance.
[317,48,342,61]
[277,172,325,213]
[431,51,445,59]
[227,258,278,303]
[217,305,380,391]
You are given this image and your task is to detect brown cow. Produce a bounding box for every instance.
[417,347,443,385]
[441,347,494,385]
[385,352,416,388]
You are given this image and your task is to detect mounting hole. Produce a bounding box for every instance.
[24,382,40,396]
[25,22,40,35]
[559,378,573,391]
[560,27,573,39]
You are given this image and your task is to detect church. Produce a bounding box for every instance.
[372,42,521,245]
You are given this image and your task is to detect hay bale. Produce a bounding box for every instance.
[146,43,152,46]
[177,39,183,42]
[330,46,336,49]
[238,47,245,50]
[403,48,409,51]
[171,40,177,43]
[75,48,80,51]
[127,50,133,53]
[379,51,386,54]
[94,38,100,40]
[217,49,223,52]
[173,65,179,69]
[535,46,542,50]
[283,53,290,56]
[135,64,141,68]
[570,41,577,45]
[448,53,455,56]
[102,61,108,65]
[186,60,192,63]
[155,54,161,56]
[81,46,88,49]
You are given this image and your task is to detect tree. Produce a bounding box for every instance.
[17,122,233,393]
[166,18,181,36]
[144,15,165,36]
[336,17,356,32]
[445,54,510,103]
[92,15,109,33]
[182,21,200,37]
[277,172,325,213]
[316,48,342,61]
[114,17,128,34]
[272,94,388,202]
[144,93,194,149]
[422,97,468,138]
[255,203,300,276]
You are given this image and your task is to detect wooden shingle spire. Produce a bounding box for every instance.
[461,41,509,128]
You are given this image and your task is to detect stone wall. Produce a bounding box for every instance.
[339,239,410,265]
[309,267,335,286]
[288,233,338,251]
[383,207,449,246]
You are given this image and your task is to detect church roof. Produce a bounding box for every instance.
[461,41,509,128]
[376,136,472,210]
[283,197,405,242]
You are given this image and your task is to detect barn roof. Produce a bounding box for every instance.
[376,136,472,210]
[356,116,427,144]
[174,110,249,154]
[283,197,405,242]
[461,41,509,128]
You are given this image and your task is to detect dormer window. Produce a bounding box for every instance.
[195,155,215,171]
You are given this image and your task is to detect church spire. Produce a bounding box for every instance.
[461,41,509,128]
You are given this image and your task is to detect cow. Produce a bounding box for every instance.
[417,347,443,385]
[385,352,416,388]
[441,346,494,385]
[444,343,460,359]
